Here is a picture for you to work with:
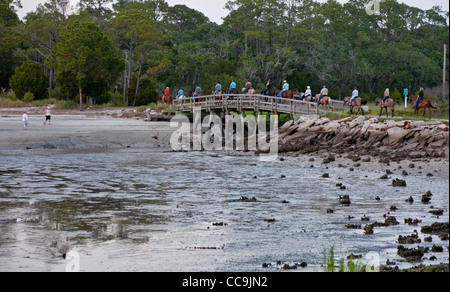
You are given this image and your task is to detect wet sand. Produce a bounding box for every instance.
[1,109,448,179]
[0,113,174,154]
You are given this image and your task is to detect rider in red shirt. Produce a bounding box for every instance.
[164,87,170,96]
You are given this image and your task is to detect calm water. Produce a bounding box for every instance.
[0,149,448,271]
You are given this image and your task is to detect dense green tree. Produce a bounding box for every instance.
[110,9,167,105]
[9,60,49,100]
[53,20,124,110]
[0,0,22,89]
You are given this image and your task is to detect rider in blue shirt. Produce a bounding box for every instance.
[349,87,359,105]
[280,80,289,97]
[176,88,185,100]
[193,85,201,97]
[228,81,236,94]
[214,82,222,96]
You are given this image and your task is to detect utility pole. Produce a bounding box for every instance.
[443,44,447,101]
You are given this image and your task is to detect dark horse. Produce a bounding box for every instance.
[227,88,239,100]
[408,95,439,119]
[375,97,396,117]
[343,96,367,115]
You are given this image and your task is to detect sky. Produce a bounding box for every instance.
[16,0,450,24]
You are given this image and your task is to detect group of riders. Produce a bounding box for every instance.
[162,79,426,110]
[163,79,328,103]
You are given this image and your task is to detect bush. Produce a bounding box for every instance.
[23,92,35,103]
[9,61,49,100]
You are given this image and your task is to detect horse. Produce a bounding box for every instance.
[192,93,203,102]
[408,95,439,119]
[315,94,332,111]
[227,88,239,100]
[211,90,222,100]
[343,96,367,115]
[242,88,255,96]
[159,94,173,105]
[275,89,296,99]
[375,97,396,117]
[299,92,315,102]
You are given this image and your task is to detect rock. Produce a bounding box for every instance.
[279,120,294,132]
[335,117,352,123]
[392,178,406,187]
[429,209,444,216]
[387,127,411,146]
[405,196,414,203]
[348,116,365,129]
[339,195,351,205]
[430,139,446,148]
[397,245,426,262]
[364,224,374,235]
[322,122,340,133]
[398,233,421,244]
[421,191,433,203]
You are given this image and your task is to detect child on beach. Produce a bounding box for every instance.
[44,107,51,125]
[22,111,29,130]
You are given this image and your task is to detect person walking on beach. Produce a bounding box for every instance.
[22,111,29,130]
[44,107,51,125]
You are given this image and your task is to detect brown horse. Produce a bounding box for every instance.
[375,97,396,117]
[159,94,173,105]
[275,89,296,99]
[227,88,239,100]
[409,95,439,119]
[343,96,366,115]
[315,94,332,111]
[192,93,203,102]
[211,90,222,100]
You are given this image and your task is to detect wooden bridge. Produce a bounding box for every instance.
[171,94,346,117]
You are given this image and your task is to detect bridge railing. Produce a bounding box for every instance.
[172,94,347,115]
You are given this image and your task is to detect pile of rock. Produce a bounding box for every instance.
[278,115,449,157]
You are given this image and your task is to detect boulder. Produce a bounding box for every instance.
[387,127,411,146]
[279,120,294,133]
[349,116,365,129]
[430,139,446,148]
[321,122,340,133]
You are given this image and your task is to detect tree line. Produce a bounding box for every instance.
[1,0,448,109]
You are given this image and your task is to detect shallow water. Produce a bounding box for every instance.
[0,149,448,271]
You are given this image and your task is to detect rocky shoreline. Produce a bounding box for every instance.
[277,116,449,180]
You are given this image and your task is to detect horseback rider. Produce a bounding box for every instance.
[176,88,185,100]
[350,87,359,105]
[213,82,222,96]
[414,88,424,109]
[243,79,252,94]
[318,85,328,103]
[164,87,170,97]
[382,88,390,102]
[302,86,312,100]
[280,80,289,97]
[227,80,237,94]
[263,80,273,95]
[193,85,201,97]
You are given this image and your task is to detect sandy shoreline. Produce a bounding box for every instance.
[0,109,448,180]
